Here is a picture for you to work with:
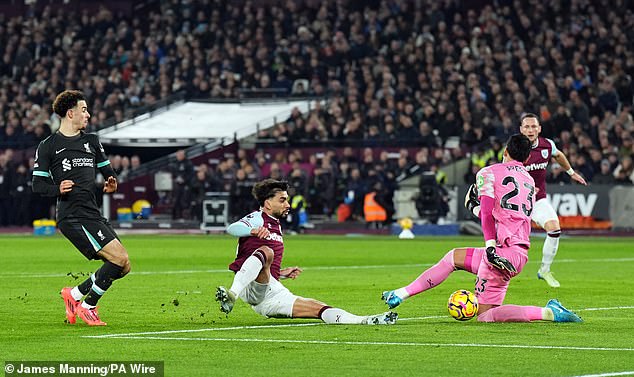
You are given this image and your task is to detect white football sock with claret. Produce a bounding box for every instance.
[320,308,366,324]
[540,232,560,272]
[229,255,263,296]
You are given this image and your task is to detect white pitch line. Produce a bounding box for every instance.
[578,306,634,311]
[570,372,634,377]
[84,322,324,338]
[84,316,443,339]
[83,336,634,352]
[4,257,634,278]
[81,305,632,340]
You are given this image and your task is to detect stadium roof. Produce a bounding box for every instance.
[97,100,311,147]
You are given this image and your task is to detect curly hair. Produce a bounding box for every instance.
[52,90,86,118]
[252,179,289,207]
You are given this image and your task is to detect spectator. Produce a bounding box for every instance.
[345,168,366,221]
[229,169,256,220]
[0,153,13,226]
[11,163,31,226]
[169,150,194,219]
[2,0,634,226]
[190,165,222,221]
[547,163,571,184]
[593,160,616,185]
[613,156,634,184]
[130,155,141,171]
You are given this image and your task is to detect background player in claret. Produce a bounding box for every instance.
[382,134,582,323]
[32,90,131,326]
[519,113,587,288]
[215,178,397,325]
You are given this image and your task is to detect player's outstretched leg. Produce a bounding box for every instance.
[381,249,458,309]
[546,299,582,322]
[216,286,236,314]
[311,303,397,325]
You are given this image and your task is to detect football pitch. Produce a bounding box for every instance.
[1,234,633,376]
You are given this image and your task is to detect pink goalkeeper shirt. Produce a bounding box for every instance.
[476,160,536,251]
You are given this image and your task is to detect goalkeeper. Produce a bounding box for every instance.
[381,134,582,323]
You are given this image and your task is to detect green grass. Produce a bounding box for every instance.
[1,234,633,376]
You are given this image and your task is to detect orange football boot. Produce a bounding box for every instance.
[60,287,80,324]
[76,305,107,326]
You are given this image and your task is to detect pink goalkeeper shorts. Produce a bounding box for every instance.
[466,245,529,306]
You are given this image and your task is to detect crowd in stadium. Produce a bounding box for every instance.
[0,0,633,226]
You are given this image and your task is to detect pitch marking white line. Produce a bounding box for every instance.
[84,336,634,352]
[570,372,634,377]
[83,305,633,340]
[578,306,634,311]
[4,258,634,278]
[83,316,443,339]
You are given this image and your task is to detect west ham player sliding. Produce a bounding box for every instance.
[520,113,587,288]
[32,90,131,326]
[382,134,582,323]
[216,179,397,325]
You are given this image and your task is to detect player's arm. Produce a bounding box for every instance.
[92,135,118,192]
[476,169,517,273]
[31,141,70,196]
[32,175,67,196]
[100,164,118,193]
[464,183,480,218]
[550,140,587,185]
[226,212,269,238]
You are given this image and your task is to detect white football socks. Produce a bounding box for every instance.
[542,307,555,321]
[320,308,366,324]
[229,255,264,296]
[70,287,84,301]
[394,287,410,299]
[540,235,560,272]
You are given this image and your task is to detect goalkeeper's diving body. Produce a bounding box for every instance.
[382,134,582,323]
[216,178,397,325]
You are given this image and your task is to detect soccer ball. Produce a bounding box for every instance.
[448,289,478,321]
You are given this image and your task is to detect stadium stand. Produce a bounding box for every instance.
[0,0,632,227]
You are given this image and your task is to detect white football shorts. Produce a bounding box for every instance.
[531,197,559,228]
[239,278,298,318]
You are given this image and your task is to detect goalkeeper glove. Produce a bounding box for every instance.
[464,183,480,217]
[486,246,517,273]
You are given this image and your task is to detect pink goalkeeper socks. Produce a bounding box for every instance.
[404,250,455,297]
[477,305,544,322]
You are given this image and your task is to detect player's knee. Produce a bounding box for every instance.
[121,260,131,277]
[547,229,561,238]
[110,252,130,270]
[476,306,494,322]
[448,248,465,269]
[255,246,274,265]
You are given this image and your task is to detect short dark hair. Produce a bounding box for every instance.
[520,112,540,124]
[506,134,532,162]
[52,90,86,118]
[252,179,289,206]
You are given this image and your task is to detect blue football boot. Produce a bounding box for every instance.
[546,299,583,322]
[381,290,403,309]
